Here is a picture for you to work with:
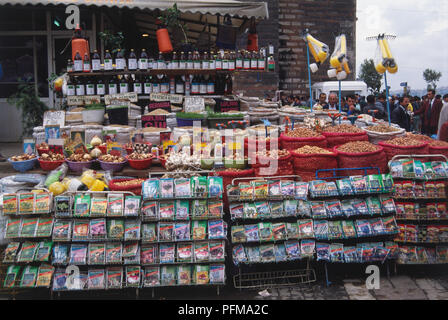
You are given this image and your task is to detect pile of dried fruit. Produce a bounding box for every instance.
[365,125,401,133]
[255,149,290,159]
[338,141,380,153]
[386,136,425,146]
[294,145,333,154]
[429,140,448,147]
[323,124,364,133]
[284,127,320,138]
[40,152,65,161]
[128,152,153,160]
[10,154,36,161]
[113,179,145,187]
[67,153,93,162]
[99,154,126,163]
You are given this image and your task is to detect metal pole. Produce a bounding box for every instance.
[384,72,391,126]
[306,42,313,112]
[339,80,342,124]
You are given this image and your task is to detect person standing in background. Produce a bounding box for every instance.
[363,95,385,119]
[391,96,411,132]
[314,92,328,109]
[414,89,444,135]
[437,94,448,139]
[326,93,339,111]
[412,96,422,133]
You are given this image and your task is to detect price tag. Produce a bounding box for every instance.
[141,115,167,128]
[217,99,240,112]
[104,92,137,105]
[43,111,65,127]
[150,93,183,104]
[147,101,171,112]
[67,96,101,106]
[184,96,205,113]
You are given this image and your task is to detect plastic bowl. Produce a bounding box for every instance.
[8,157,38,172]
[126,155,153,170]
[158,155,168,169]
[66,159,94,173]
[98,159,127,172]
[38,158,65,171]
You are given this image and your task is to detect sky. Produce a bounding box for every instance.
[356,0,448,92]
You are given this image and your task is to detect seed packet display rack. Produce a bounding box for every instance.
[228,175,317,290]
[389,154,448,266]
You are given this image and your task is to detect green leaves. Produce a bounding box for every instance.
[358,59,383,94]
[99,30,125,54]
[423,68,442,91]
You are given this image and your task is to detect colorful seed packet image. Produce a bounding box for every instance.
[88,269,106,290]
[158,223,174,241]
[274,244,287,262]
[107,267,123,289]
[209,220,225,239]
[90,218,107,239]
[52,243,69,265]
[232,244,247,265]
[72,220,89,240]
[3,194,18,215]
[160,178,174,198]
[192,221,207,240]
[192,200,208,218]
[141,201,159,220]
[35,264,55,288]
[161,265,176,286]
[19,193,34,214]
[36,217,53,237]
[195,265,210,284]
[20,218,38,237]
[177,243,193,262]
[141,244,157,265]
[175,200,190,220]
[159,201,175,220]
[107,194,124,217]
[209,241,225,261]
[90,197,107,217]
[143,179,159,200]
[316,242,330,262]
[54,196,71,217]
[174,222,191,241]
[285,241,301,260]
[260,244,275,263]
[208,200,224,217]
[174,178,192,198]
[88,243,106,265]
[34,192,52,214]
[5,217,21,238]
[124,220,141,241]
[272,223,287,241]
[159,243,175,263]
[17,242,38,263]
[35,241,53,262]
[106,243,122,264]
[3,242,20,263]
[143,267,160,287]
[107,219,125,239]
[124,196,141,216]
[4,265,21,288]
[142,223,157,242]
[126,266,141,287]
[300,239,315,257]
[74,194,91,217]
[230,203,244,220]
[246,246,261,263]
[69,244,88,265]
[209,264,225,284]
[20,265,38,288]
[194,242,210,262]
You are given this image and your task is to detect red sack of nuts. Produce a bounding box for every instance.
[322,128,368,148]
[379,138,429,162]
[254,166,295,177]
[280,127,327,151]
[108,178,146,195]
[335,142,388,175]
[290,146,338,182]
[427,140,448,160]
[244,137,280,156]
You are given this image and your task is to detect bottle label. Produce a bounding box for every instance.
[133,83,142,94]
[172,61,179,70]
[202,61,209,70]
[258,59,265,70]
[67,85,75,96]
[167,61,172,70]
[116,58,126,70]
[243,60,250,69]
[138,59,148,70]
[194,61,201,69]
[251,59,258,69]
[104,59,113,70]
[152,84,160,93]
[222,61,229,70]
[92,59,101,71]
[149,60,154,70]
[119,83,129,93]
[207,83,215,94]
[128,58,137,70]
[191,84,200,94]
[108,84,117,95]
[229,61,235,70]
[83,62,91,72]
[73,60,83,72]
[158,61,166,69]
[86,84,95,95]
[161,84,169,93]
[216,60,222,70]
[187,61,194,69]
[268,60,275,71]
[209,60,216,70]
[236,59,243,69]
[179,61,186,69]
[144,83,152,94]
[96,84,105,95]
[200,84,207,94]
[75,85,84,96]
[176,83,184,94]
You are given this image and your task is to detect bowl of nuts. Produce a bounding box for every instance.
[126,152,154,170]
[66,153,95,172]
[38,152,66,171]
[98,154,127,172]
[8,154,38,172]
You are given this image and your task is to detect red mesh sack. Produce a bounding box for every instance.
[378,141,429,162]
[428,144,448,161]
[322,131,369,148]
[334,145,388,175]
[108,178,145,195]
[252,153,292,168]
[280,133,327,151]
[291,150,338,172]
[254,166,294,177]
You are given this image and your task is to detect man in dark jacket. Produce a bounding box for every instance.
[414,89,444,135]
[391,96,411,131]
[362,95,385,119]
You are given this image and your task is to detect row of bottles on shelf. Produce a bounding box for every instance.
[69,48,275,73]
[66,74,233,96]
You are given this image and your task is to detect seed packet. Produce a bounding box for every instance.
[413,160,425,178]
[5,218,20,238]
[382,216,398,233]
[232,244,247,265]
[209,220,225,239]
[274,244,287,262]
[192,176,208,197]
[309,180,328,197]
[340,200,355,218]
[436,247,448,263]
[141,201,158,220]
[328,220,344,240]
[4,265,21,288]
[20,265,38,288]
[3,194,18,215]
[69,244,88,265]
[192,199,208,218]
[268,180,282,198]
[230,203,244,220]
[35,241,53,262]
[227,184,240,199]
[380,197,396,215]
[52,269,68,291]
[316,242,330,262]
[286,223,299,239]
[107,194,124,217]
[195,265,210,284]
[239,183,254,200]
[390,161,403,178]
[175,200,190,220]
[382,174,394,192]
[52,243,69,265]
[174,222,190,241]
[329,243,344,263]
[3,242,20,263]
[35,264,55,288]
[73,194,91,217]
[141,223,157,242]
[298,219,314,238]
[352,199,369,215]
[158,222,174,241]
[280,180,295,197]
[244,202,258,219]
[231,225,246,243]
[272,223,287,241]
[143,179,160,200]
[177,265,192,285]
[126,266,141,287]
[313,220,329,240]
[72,220,89,240]
[140,244,157,265]
[413,182,425,198]
[177,242,193,262]
[260,244,275,263]
[208,176,223,198]
[107,219,125,240]
[106,243,122,264]
[367,175,383,193]
[355,220,372,237]
[370,218,386,235]
[174,178,192,198]
[297,200,311,217]
[343,246,358,263]
[124,196,140,216]
[432,162,448,177]
[367,197,382,215]
[326,182,339,196]
[88,269,106,290]
[88,243,106,265]
[361,244,376,262]
[160,265,176,285]
[336,179,354,196]
[89,197,107,217]
[210,264,225,284]
[123,242,140,264]
[401,181,414,198]
[34,192,52,214]
[143,267,159,287]
[194,242,210,262]
[124,220,141,241]
[342,220,357,239]
[300,239,315,257]
[435,182,446,198]
[285,241,301,260]
[246,246,261,263]
[258,222,273,242]
[89,219,106,240]
[158,243,174,264]
[252,201,268,218]
[19,193,34,214]
[192,221,207,240]
[36,217,53,238]
[244,224,259,242]
[209,241,225,261]
[311,201,327,219]
[54,196,72,218]
[437,203,448,219]
[325,200,343,218]
[107,267,123,289]
[284,200,298,216]
[350,176,368,194]
[295,182,309,200]
[252,180,269,199]
[416,246,428,263]
[20,217,38,237]
[270,201,284,217]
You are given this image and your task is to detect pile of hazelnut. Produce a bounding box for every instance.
[40,152,65,161]
[99,154,126,163]
[128,152,153,160]
[10,154,36,161]
[68,153,93,162]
